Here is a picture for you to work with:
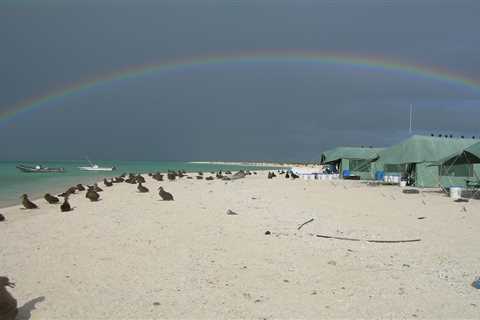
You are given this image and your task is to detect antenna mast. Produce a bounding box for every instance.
[409,104,413,134]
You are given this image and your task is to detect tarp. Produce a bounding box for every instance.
[321,147,384,164]
[375,135,479,187]
[378,135,477,165]
[434,141,480,165]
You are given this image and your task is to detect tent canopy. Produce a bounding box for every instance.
[378,135,477,165]
[321,147,384,164]
[435,141,480,166]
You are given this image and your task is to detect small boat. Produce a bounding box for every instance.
[16,164,65,173]
[78,164,116,172]
[78,156,116,172]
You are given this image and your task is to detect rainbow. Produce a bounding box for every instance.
[2,50,480,126]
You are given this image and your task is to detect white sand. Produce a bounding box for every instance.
[1,172,480,319]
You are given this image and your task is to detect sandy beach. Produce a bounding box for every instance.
[1,171,480,319]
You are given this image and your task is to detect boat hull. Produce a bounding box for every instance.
[16,164,65,173]
[78,167,115,172]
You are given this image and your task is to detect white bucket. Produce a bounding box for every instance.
[450,187,463,200]
[399,180,407,187]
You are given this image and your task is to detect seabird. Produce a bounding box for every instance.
[0,276,17,320]
[21,194,38,209]
[152,172,162,181]
[137,182,149,193]
[158,187,174,201]
[93,183,103,192]
[113,177,124,183]
[125,174,136,184]
[85,187,100,202]
[44,193,60,204]
[285,172,290,178]
[60,194,72,212]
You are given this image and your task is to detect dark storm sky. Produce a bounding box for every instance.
[1,0,480,161]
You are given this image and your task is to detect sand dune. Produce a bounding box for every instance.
[1,172,480,319]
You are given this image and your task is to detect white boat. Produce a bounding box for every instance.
[79,164,116,171]
[78,157,116,172]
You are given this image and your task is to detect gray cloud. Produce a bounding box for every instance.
[1,0,480,161]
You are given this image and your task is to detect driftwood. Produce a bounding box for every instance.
[315,234,421,243]
[297,218,314,230]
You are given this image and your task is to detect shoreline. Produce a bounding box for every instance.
[0,162,284,209]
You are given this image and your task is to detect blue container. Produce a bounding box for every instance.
[342,169,350,177]
[375,171,385,181]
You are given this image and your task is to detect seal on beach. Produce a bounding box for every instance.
[0,214,5,222]
[206,176,214,181]
[76,184,86,191]
[60,194,72,212]
[0,276,17,320]
[137,182,149,193]
[285,172,290,178]
[21,194,38,209]
[158,187,174,201]
[104,178,113,187]
[136,175,146,183]
[44,193,60,204]
[85,187,100,202]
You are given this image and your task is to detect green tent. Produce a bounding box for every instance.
[374,135,478,187]
[434,141,480,188]
[321,147,384,180]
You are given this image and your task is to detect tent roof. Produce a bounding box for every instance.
[436,141,480,165]
[378,135,478,165]
[321,147,384,164]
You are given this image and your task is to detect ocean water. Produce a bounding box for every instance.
[0,161,278,208]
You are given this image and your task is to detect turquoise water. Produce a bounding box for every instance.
[0,161,278,208]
